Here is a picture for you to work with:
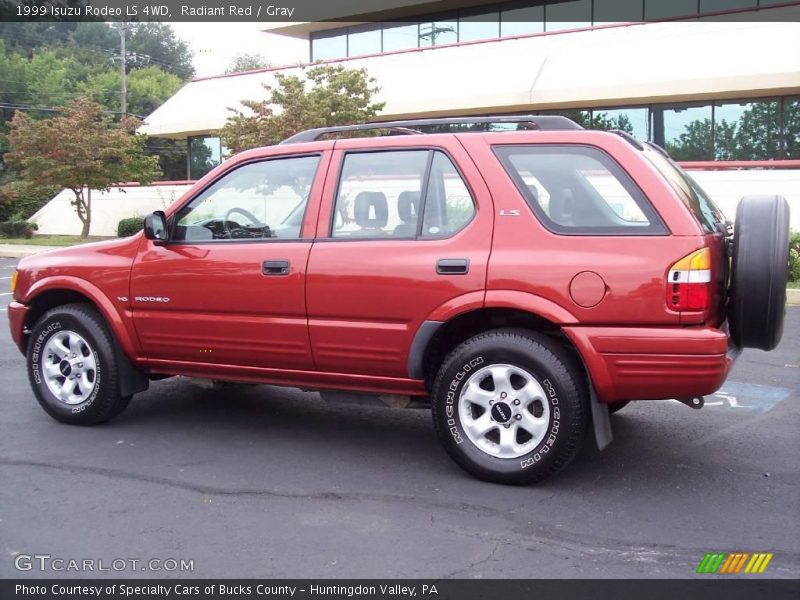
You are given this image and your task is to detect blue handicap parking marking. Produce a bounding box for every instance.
[703,381,794,413]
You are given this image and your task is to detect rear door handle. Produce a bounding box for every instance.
[262,259,290,276]
[436,258,469,275]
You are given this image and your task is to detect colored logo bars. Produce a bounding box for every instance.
[696,552,774,574]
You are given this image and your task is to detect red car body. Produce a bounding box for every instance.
[8,130,734,404]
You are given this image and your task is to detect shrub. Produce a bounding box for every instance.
[0,179,59,222]
[0,219,38,239]
[789,231,800,283]
[117,216,144,237]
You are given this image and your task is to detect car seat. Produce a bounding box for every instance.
[393,191,420,237]
[352,191,389,236]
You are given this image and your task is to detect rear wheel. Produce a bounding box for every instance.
[729,195,790,351]
[27,303,131,425]
[431,329,589,485]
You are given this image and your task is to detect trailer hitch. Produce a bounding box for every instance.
[677,396,704,409]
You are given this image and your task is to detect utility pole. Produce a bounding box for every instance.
[113,23,129,116]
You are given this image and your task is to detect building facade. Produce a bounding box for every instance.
[32,0,800,235]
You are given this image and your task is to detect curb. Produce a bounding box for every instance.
[0,245,61,259]
[788,288,800,307]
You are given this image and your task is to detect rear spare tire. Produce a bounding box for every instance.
[729,195,790,351]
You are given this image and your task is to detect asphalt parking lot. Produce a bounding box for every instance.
[0,255,798,579]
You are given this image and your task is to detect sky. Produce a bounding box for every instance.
[169,23,308,78]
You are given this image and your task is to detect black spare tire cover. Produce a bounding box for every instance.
[729,195,790,351]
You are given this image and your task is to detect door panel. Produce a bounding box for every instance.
[131,242,313,368]
[306,138,494,378]
[131,151,330,370]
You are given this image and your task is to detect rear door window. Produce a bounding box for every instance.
[495,145,668,235]
[331,149,476,239]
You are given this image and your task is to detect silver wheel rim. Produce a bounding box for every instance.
[41,330,98,405]
[458,363,551,459]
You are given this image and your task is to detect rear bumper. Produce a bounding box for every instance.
[7,301,29,354]
[563,325,736,403]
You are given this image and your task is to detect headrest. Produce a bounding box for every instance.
[354,192,388,229]
[397,191,420,223]
[549,188,574,222]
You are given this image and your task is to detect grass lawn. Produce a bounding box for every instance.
[0,235,112,246]
[788,281,800,289]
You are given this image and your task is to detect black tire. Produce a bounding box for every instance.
[729,195,790,351]
[431,329,589,485]
[27,303,131,425]
[608,401,630,414]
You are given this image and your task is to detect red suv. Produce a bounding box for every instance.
[7,116,790,484]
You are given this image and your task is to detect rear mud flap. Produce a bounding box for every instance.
[589,383,613,451]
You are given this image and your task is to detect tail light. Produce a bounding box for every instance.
[667,248,711,311]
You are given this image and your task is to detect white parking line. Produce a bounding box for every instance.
[0,292,12,296]
[0,277,11,280]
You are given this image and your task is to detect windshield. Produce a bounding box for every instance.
[643,144,728,234]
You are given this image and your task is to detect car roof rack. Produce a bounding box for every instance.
[280,115,582,144]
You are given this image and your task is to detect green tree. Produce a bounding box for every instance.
[81,65,183,117]
[592,112,634,134]
[126,23,194,80]
[666,101,797,161]
[5,97,161,237]
[666,118,713,161]
[226,53,271,74]
[221,64,385,153]
[786,99,800,159]
[732,102,782,160]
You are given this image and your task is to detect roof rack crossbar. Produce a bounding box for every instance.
[280,115,582,144]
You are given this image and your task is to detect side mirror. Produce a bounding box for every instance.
[144,211,168,243]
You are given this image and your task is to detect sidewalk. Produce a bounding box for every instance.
[0,244,62,258]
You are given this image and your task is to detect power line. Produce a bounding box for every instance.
[0,101,143,118]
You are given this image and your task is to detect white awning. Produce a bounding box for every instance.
[140,21,800,138]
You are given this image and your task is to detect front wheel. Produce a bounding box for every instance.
[27,303,131,425]
[431,329,589,485]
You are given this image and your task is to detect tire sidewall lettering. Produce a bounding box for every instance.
[30,321,62,386]
[71,350,101,413]
[30,319,101,412]
[520,377,561,470]
[445,356,485,445]
[444,355,564,471]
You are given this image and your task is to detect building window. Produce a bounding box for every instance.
[785,97,800,159]
[546,0,592,31]
[500,6,545,36]
[382,23,419,52]
[659,104,714,161]
[540,109,592,129]
[593,0,644,23]
[348,26,382,57]
[700,0,756,12]
[419,21,458,46]
[645,0,697,19]
[188,136,222,180]
[592,107,649,140]
[311,32,347,61]
[714,99,780,160]
[459,10,500,42]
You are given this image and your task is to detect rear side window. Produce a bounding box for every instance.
[495,145,668,235]
[642,146,727,233]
